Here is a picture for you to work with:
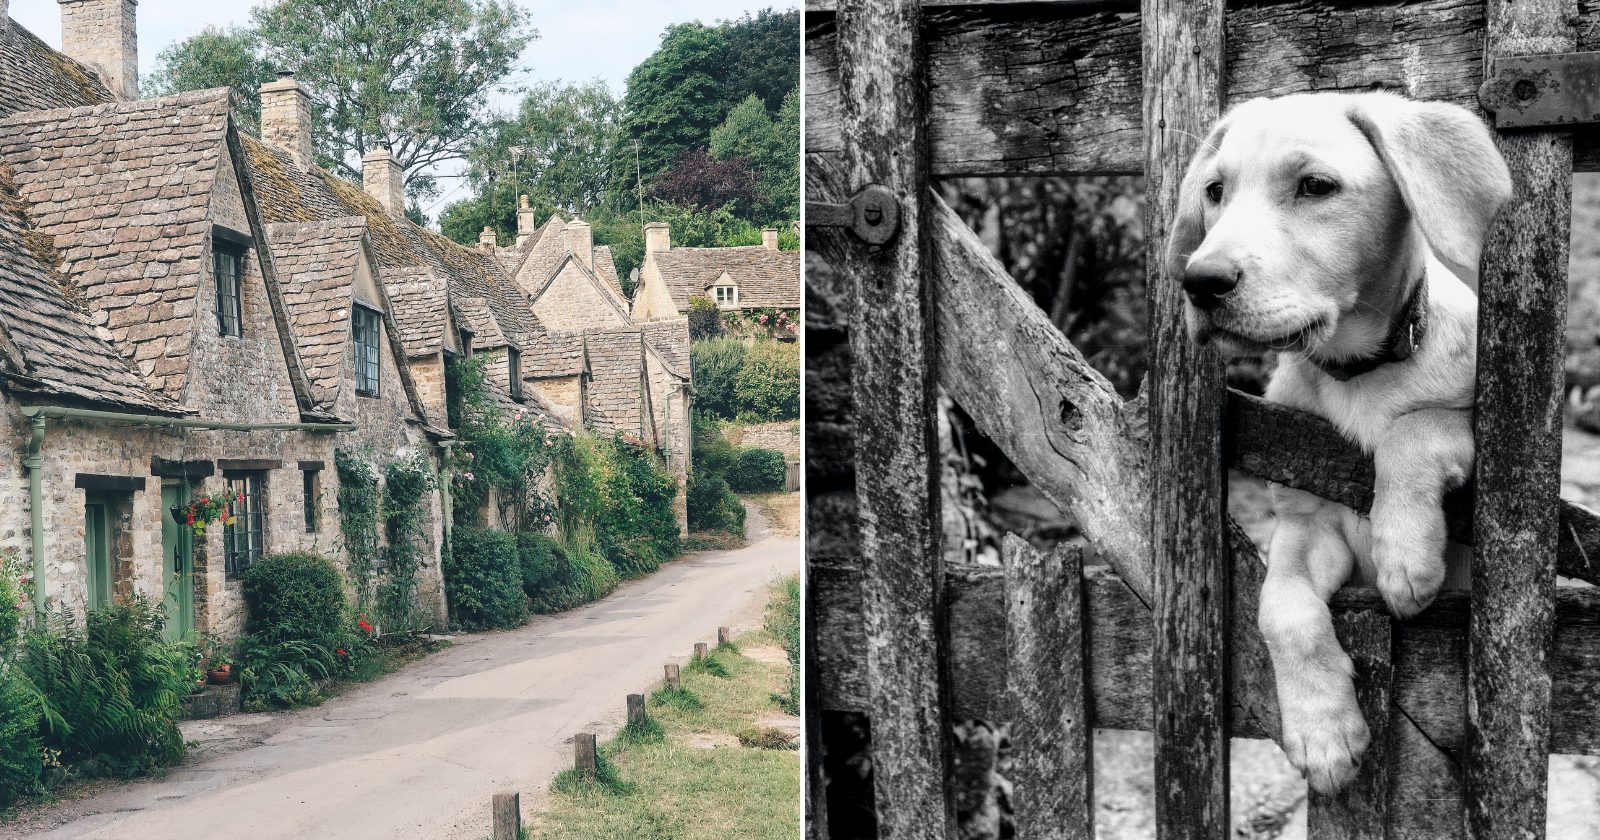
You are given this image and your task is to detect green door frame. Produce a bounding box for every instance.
[83,493,112,611]
[161,483,194,641]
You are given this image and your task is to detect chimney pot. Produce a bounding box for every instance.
[58,0,139,101]
[762,227,779,251]
[478,225,498,252]
[644,222,670,254]
[361,145,405,216]
[259,71,313,170]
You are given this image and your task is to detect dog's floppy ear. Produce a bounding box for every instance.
[1346,93,1513,281]
[1164,116,1231,284]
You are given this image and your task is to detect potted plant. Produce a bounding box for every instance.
[169,492,241,537]
[203,642,235,684]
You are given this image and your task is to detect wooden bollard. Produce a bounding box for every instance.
[574,733,598,778]
[627,693,646,723]
[491,790,520,840]
[694,642,708,660]
[665,663,680,690]
[717,626,731,646]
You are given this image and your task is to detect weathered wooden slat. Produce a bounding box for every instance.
[830,0,955,834]
[1467,1,1574,835]
[1144,0,1230,833]
[806,0,1600,176]
[1307,610,1392,840]
[1001,536,1093,839]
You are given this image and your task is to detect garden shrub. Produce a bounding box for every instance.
[558,435,681,580]
[727,447,788,493]
[517,530,617,614]
[733,340,800,422]
[444,527,528,630]
[691,411,738,478]
[690,337,747,420]
[240,552,346,644]
[767,575,801,714]
[236,635,330,711]
[688,474,745,535]
[688,295,722,341]
[21,599,189,778]
[0,667,43,808]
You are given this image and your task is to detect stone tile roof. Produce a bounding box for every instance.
[0,164,169,411]
[640,319,690,381]
[0,90,233,400]
[241,136,540,350]
[651,246,800,311]
[0,21,113,119]
[385,269,450,358]
[593,245,626,301]
[266,216,367,410]
[524,329,586,378]
[583,327,644,437]
[514,215,570,293]
[453,296,506,350]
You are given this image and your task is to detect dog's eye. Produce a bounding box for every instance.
[1205,182,1223,203]
[1298,175,1338,197]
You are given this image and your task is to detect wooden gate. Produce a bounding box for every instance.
[804,0,1600,837]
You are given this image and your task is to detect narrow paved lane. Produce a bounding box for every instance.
[1,506,799,840]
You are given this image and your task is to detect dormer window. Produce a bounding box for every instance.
[213,238,246,337]
[353,304,381,396]
[713,285,738,307]
[507,347,523,399]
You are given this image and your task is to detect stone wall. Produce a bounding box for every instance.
[528,261,629,331]
[725,420,801,459]
[630,258,680,322]
[58,0,137,100]
[408,354,448,427]
[643,353,690,533]
[534,375,583,425]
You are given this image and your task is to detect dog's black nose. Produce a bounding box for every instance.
[1182,260,1239,310]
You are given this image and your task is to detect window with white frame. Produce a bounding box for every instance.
[713,285,738,306]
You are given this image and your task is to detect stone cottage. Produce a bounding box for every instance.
[630,222,801,340]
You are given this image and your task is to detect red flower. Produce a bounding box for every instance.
[336,648,348,657]
[186,513,195,524]
[358,617,374,635]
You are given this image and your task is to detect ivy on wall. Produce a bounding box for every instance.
[335,447,435,634]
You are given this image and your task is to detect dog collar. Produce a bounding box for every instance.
[1309,282,1428,382]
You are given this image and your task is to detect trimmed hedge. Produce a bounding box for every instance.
[688,474,746,534]
[727,447,788,493]
[240,552,346,643]
[444,527,529,630]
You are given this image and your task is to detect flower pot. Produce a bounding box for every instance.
[206,664,233,685]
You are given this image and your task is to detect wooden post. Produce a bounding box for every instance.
[1308,610,1393,839]
[491,791,520,840]
[1001,536,1093,839]
[718,626,731,646]
[627,693,646,724]
[694,642,708,661]
[664,663,680,690]
[832,0,953,835]
[1469,1,1573,837]
[574,733,597,778]
[1143,0,1229,834]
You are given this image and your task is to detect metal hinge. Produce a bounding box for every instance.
[1479,51,1600,128]
[805,184,901,246]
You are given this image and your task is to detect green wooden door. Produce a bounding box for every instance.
[161,483,194,640]
[84,494,111,611]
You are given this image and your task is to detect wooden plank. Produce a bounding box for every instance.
[1001,536,1093,839]
[1307,610,1393,840]
[1467,0,1574,836]
[806,0,1600,176]
[1144,0,1230,833]
[829,0,954,834]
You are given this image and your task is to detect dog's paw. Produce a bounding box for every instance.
[1281,693,1370,795]
[1371,514,1446,619]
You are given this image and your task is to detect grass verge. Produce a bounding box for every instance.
[528,583,800,839]
[745,492,800,538]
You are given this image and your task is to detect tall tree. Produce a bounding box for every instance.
[609,22,730,202]
[467,80,621,216]
[709,91,799,224]
[718,8,800,114]
[145,27,276,131]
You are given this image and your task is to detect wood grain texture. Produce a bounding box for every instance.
[1468,2,1574,836]
[1144,0,1230,833]
[491,791,520,840]
[827,0,955,834]
[806,0,1600,176]
[1001,536,1092,839]
[1308,610,1392,840]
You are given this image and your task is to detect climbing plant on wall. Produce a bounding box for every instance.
[335,448,436,634]
[335,449,380,613]
[447,354,558,533]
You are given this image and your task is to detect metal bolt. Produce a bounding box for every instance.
[1514,79,1538,101]
[863,204,883,225]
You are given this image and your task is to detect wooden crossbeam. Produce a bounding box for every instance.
[806,1,1600,177]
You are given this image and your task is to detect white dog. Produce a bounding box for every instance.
[1168,92,1512,793]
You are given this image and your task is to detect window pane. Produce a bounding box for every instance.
[303,471,317,533]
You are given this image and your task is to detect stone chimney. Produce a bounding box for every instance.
[762,227,779,251]
[566,218,593,269]
[645,222,670,254]
[58,0,138,101]
[478,226,497,252]
[259,71,313,170]
[361,144,405,216]
[515,195,537,246]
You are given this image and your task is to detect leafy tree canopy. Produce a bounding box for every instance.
[649,148,758,219]
[464,79,621,218]
[708,90,799,224]
[145,27,276,131]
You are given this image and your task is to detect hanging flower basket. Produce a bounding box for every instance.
[169,493,241,537]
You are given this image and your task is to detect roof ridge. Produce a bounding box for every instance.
[0,87,231,127]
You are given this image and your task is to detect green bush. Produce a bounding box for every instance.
[0,667,43,808]
[688,474,745,535]
[688,295,722,341]
[517,531,618,614]
[21,600,189,779]
[444,527,529,630]
[733,341,800,421]
[727,447,788,493]
[558,435,681,580]
[236,635,330,711]
[240,552,346,644]
[691,411,738,478]
[691,337,747,420]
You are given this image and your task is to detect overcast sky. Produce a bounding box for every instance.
[11,0,796,216]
